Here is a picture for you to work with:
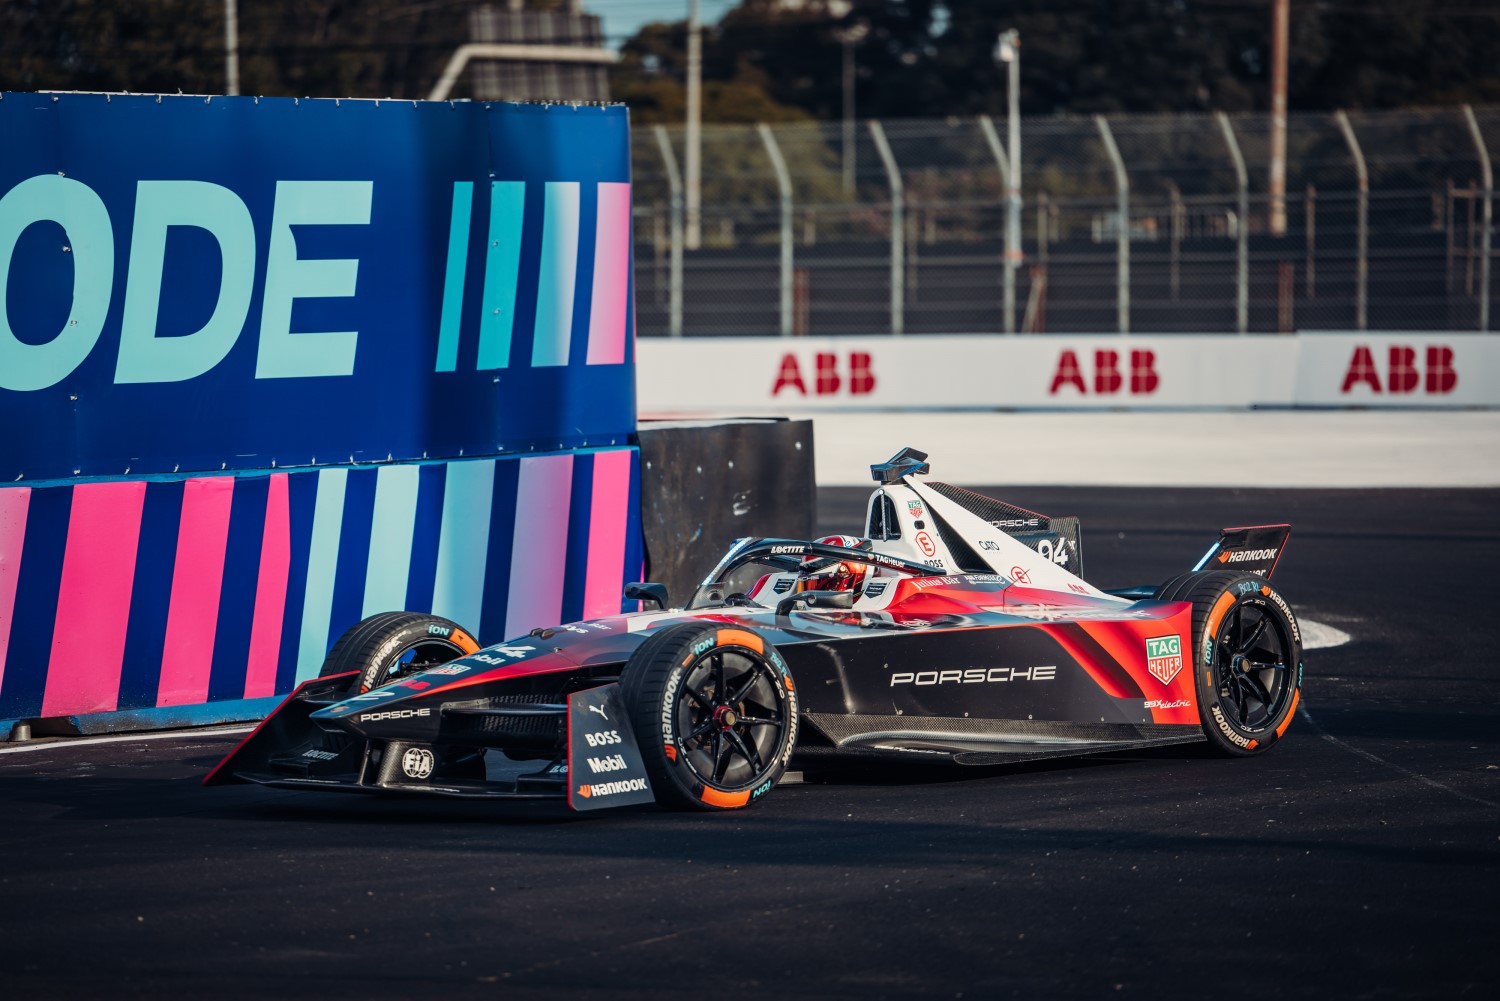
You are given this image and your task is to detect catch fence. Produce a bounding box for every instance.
[629,106,1500,337]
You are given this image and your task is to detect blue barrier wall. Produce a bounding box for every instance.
[0,93,639,728]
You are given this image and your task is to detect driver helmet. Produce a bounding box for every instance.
[798,535,875,593]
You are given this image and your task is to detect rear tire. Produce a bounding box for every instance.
[620,622,798,811]
[318,612,481,694]
[1157,570,1303,756]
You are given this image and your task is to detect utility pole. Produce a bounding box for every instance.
[834,21,869,197]
[995,30,1021,334]
[1269,0,1289,235]
[224,0,240,96]
[685,0,702,250]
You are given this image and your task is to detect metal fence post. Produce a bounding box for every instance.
[1462,105,1493,332]
[1217,112,1250,334]
[1334,110,1369,331]
[652,125,684,337]
[757,123,795,337]
[1305,183,1317,300]
[868,119,904,335]
[1166,181,1183,301]
[1094,115,1130,334]
[978,114,1016,333]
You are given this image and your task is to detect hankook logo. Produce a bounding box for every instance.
[1210,704,1253,748]
[575,777,649,799]
[1218,548,1279,564]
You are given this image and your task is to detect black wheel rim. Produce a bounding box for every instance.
[1211,600,1294,732]
[367,639,465,691]
[672,645,790,790]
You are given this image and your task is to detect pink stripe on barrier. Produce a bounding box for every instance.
[42,481,147,716]
[581,450,632,619]
[505,454,574,637]
[156,477,236,707]
[0,487,32,693]
[244,473,291,699]
[586,182,631,365]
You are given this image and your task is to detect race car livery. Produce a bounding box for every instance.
[207,448,1303,812]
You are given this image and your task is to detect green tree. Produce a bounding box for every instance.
[615,0,1500,121]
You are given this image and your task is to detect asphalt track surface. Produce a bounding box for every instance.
[2,486,1496,1000]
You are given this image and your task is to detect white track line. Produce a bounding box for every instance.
[1296,706,1498,810]
[0,724,254,756]
[1302,619,1351,650]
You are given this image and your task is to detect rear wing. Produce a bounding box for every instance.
[1194,524,1291,579]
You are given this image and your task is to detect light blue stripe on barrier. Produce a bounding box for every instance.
[531,181,580,367]
[296,468,348,683]
[434,181,473,373]
[431,460,495,634]
[361,464,420,618]
[477,181,526,370]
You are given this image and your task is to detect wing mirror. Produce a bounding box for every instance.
[624,582,670,610]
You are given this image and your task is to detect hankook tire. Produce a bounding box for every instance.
[1156,570,1303,756]
[318,611,481,694]
[620,622,798,810]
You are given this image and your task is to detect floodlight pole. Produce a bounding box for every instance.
[224,0,240,96]
[1269,0,1288,235]
[685,0,702,250]
[995,30,1022,334]
[1462,104,1492,332]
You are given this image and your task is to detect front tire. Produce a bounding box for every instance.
[318,612,481,694]
[1157,571,1303,756]
[621,622,798,811]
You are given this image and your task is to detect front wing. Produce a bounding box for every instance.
[205,675,658,812]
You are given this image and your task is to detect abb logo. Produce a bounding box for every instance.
[772,352,876,397]
[1341,344,1457,395]
[1049,349,1159,395]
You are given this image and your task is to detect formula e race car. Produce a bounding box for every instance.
[206,448,1304,813]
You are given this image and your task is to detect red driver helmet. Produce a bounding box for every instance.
[798,535,875,593]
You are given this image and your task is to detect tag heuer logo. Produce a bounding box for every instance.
[907,500,924,519]
[1145,635,1183,685]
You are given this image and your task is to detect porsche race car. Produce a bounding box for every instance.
[206,448,1304,812]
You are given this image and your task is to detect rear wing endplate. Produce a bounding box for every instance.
[1193,524,1291,579]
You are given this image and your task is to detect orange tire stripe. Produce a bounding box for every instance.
[1204,592,1236,646]
[715,628,764,654]
[700,786,751,808]
[451,628,481,654]
[1275,688,1301,738]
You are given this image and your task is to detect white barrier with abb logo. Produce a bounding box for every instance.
[637,334,1500,412]
[1295,334,1498,406]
